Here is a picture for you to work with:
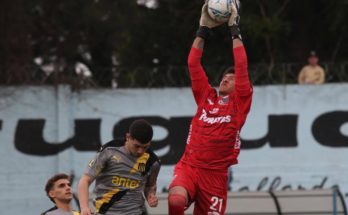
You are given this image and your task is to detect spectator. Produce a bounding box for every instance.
[298,51,325,84]
[41,173,80,215]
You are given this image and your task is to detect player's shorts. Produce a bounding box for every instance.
[169,161,228,215]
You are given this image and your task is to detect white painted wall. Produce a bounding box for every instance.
[0,84,347,214]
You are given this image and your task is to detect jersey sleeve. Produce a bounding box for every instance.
[231,46,253,163]
[188,47,211,105]
[84,149,110,180]
[233,45,252,96]
[233,45,253,127]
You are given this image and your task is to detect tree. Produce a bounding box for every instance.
[0,0,32,84]
[0,0,347,87]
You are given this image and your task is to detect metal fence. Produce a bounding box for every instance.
[1,62,348,89]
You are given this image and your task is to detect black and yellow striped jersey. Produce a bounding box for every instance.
[84,139,161,215]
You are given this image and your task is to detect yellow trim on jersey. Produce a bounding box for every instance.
[130,152,149,174]
[95,188,121,212]
[73,211,80,215]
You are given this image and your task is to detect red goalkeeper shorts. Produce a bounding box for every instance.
[169,161,228,215]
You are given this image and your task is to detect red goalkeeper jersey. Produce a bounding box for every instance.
[180,45,253,171]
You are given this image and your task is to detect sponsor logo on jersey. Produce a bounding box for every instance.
[207,99,214,105]
[112,176,141,189]
[111,155,121,163]
[199,109,231,124]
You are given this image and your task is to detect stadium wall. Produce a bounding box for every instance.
[0,84,347,214]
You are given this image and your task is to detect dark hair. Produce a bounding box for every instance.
[222,66,235,77]
[129,119,153,144]
[45,173,70,203]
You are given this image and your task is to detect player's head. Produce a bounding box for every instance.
[45,173,73,204]
[125,119,153,157]
[308,51,319,65]
[219,66,235,96]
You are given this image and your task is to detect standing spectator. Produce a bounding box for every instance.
[167,0,253,214]
[78,119,161,215]
[298,51,325,84]
[41,173,80,215]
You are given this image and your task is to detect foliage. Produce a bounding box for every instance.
[0,0,347,87]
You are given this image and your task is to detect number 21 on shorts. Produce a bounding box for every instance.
[209,196,223,213]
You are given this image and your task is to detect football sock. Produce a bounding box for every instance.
[168,193,187,215]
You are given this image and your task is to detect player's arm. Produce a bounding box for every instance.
[229,1,252,128]
[78,150,108,215]
[144,161,161,207]
[188,37,208,105]
[228,0,251,95]
[78,174,94,215]
[188,2,223,105]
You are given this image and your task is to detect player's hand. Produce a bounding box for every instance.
[80,207,93,215]
[228,0,242,40]
[228,0,241,27]
[147,193,159,207]
[200,2,224,29]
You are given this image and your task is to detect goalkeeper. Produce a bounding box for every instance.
[168,0,253,214]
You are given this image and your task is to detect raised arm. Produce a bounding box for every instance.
[187,38,207,105]
[228,0,251,95]
[188,2,224,105]
[233,40,250,95]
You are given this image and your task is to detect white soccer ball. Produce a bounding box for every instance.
[207,0,233,22]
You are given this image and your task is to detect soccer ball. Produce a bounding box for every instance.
[207,0,233,22]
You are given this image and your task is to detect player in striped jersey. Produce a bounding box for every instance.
[78,119,161,215]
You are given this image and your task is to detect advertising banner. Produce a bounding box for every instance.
[0,84,347,214]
